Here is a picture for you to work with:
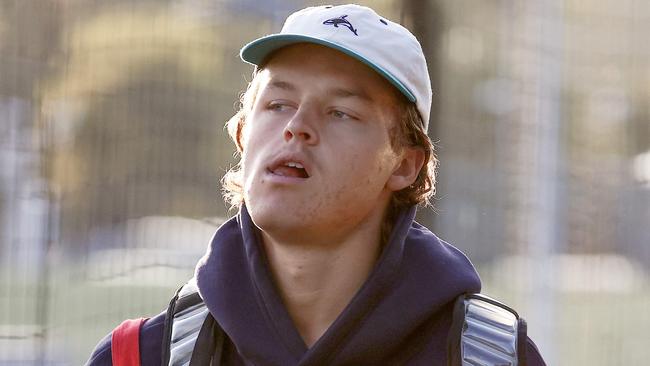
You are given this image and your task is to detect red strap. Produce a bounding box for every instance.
[111,318,147,366]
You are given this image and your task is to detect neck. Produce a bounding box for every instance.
[260,214,385,348]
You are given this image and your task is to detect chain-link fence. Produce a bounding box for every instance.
[1,0,648,364]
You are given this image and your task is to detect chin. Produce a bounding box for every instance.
[247,198,296,226]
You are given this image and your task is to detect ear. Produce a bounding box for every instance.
[386,147,425,192]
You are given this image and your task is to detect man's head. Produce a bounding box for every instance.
[222,4,437,241]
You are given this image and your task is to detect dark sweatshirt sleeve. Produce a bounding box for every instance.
[85,332,112,366]
[84,311,166,366]
[526,336,547,366]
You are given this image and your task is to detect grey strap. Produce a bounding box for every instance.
[460,294,521,366]
[168,279,210,366]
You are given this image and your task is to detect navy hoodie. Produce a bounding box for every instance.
[86,206,546,365]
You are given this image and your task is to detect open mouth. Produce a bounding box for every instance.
[268,161,310,179]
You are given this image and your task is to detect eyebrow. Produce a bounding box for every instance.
[268,80,296,91]
[329,87,373,102]
[268,80,373,102]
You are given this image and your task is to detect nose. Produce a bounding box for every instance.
[283,108,319,145]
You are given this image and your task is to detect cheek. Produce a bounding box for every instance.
[339,149,395,191]
[239,123,266,171]
[242,110,281,148]
[240,119,255,150]
[240,139,262,186]
[240,138,273,190]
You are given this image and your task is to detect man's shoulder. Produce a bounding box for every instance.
[84,311,167,366]
[85,331,112,366]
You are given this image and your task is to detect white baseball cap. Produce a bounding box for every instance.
[240,4,432,131]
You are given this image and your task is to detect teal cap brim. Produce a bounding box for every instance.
[240,34,416,103]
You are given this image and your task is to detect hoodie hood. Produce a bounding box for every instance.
[195,206,481,365]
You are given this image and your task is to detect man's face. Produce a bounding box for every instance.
[240,43,407,244]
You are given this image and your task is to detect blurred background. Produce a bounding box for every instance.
[0,0,648,364]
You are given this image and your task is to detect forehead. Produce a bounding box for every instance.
[257,43,402,103]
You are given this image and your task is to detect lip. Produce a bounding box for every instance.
[265,153,312,182]
[264,168,310,184]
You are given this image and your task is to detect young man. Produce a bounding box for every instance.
[87,4,545,365]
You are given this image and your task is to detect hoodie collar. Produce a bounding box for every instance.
[195,205,481,365]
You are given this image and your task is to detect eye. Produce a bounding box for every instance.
[331,110,355,120]
[267,101,293,112]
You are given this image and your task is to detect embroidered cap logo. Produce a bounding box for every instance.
[322,15,358,36]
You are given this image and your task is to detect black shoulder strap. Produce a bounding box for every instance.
[447,293,527,366]
[161,285,184,365]
[188,312,225,366]
[446,295,465,366]
[161,282,226,366]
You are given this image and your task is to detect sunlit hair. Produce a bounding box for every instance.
[222,68,438,233]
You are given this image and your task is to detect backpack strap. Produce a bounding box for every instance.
[188,310,226,366]
[161,278,226,366]
[447,293,527,366]
[111,318,147,366]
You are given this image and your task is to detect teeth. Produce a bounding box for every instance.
[285,162,304,169]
